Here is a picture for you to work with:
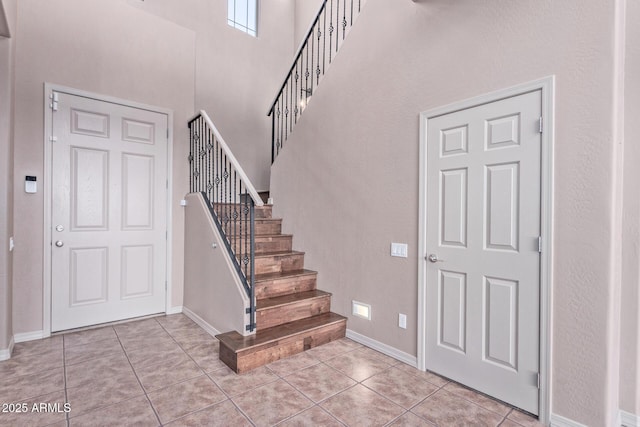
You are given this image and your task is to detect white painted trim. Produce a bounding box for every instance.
[14,330,45,343]
[189,111,264,206]
[620,410,640,427]
[417,76,555,423]
[0,336,14,361]
[166,306,183,315]
[346,329,417,367]
[182,307,221,338]
[43,83,174,335]
[550,413,587,427]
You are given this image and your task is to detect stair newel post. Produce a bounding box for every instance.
[270,109,275,164]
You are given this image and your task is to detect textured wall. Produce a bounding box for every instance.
[294,0,324,51]
[620,0,640,416]
[0,0,16,352]
[12,0,196,334]
[183,194,248,335]
[127,0,295,192]
[270,0,619,424]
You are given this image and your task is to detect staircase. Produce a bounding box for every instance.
[188,0,366,374]
[216,202,347,374]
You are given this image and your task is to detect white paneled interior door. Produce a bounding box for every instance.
[51,92,168,331]
[425,90,542,414]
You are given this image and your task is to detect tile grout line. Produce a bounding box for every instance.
[266,359,346,427]
[156,316,259,426]
[112,322,163,426]
[62,334,70,427]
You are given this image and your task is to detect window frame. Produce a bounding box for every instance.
[227,0,258,37]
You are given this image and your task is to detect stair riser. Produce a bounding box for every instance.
[220,320,346,374]
[256,221,282,235]
[232,236,292,255]
[255,274,317,299]
[224,221,282,236]
[257,295,331,330]
[255,206,272,219]
[254,253,304,275]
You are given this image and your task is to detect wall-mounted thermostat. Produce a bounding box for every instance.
[25,176,37,194]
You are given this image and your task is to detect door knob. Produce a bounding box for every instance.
[55,240,64,247]
[427,254,441,263]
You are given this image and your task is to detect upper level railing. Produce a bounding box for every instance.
[188,111,264,332]
[267,0,365,163]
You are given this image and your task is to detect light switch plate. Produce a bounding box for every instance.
[399,313,407,329]
[391,243,408,258]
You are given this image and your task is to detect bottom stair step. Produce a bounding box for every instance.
[216,312,347,374]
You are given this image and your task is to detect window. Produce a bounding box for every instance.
[227,0,257,37]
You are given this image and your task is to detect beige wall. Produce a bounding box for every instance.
[127,0,295,192]
[0,0,16,351]
[294,0,324,50]
[270,0,621,424]
[12,0,196,334]
[183,194,248,335]
[620,0,640,415]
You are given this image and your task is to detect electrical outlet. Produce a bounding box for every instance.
[399,313,407,329]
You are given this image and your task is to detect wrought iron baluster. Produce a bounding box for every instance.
[351,0,353,26]
[310,24,315,96]
[271,110,275,163]
[316,22,322,85]
[305,45,309,109]
[268,0,364,163]
[284,81,289,141]
[336,0,340,51]
[329,0,334,63]
[342,0,347,40]
[294,61,299,123]
[322,6,327,76]
[288,77,292,135]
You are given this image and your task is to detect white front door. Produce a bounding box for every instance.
[425,90,541,414]
[51,92,168,332]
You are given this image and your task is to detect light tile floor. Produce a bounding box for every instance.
[0,314,544,426]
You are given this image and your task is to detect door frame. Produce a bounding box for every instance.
[417,76,554,423]
[43,83,174,336]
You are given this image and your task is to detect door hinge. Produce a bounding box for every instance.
[538,117,543,134]
[166,128,169,139]
[49,92,59,111]
[538,236,543,253]
[537,373,541,389]
[165,230,168,239]
[49,136,58,143]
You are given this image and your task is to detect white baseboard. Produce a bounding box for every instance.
[621,410,640,427]
[182,307,221,338]
[0,336,14,361]
[346,329,417,367]
[166,306,183,315]
[14,330,46,343]
[550,413,587,427]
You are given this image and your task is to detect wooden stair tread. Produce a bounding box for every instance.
[217,312,347,352]
[254,269,317,282]
[257,289,331,309]
[254,250,305,259]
